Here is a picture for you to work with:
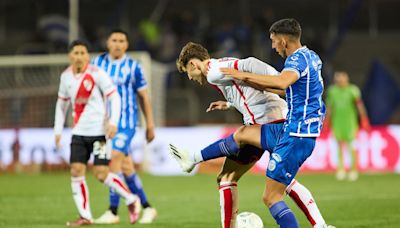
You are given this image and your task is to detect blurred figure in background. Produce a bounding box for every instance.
[326,71,370,181]
[54,40,141,226]
[92,29,157,224]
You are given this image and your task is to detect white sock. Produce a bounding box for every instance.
[219,182,238,228]
[71,176,92,220]
[104,172,135,205]
[286,179,326,227]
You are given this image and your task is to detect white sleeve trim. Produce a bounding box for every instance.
[289,132,320,137]
[282,68,300,79]
[136,84,148,91]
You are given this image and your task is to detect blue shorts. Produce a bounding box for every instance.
[261,124,316,186]
[111,127,136,155]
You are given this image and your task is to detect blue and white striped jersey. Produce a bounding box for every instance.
[92,53,147,129]
[282,46,326,137]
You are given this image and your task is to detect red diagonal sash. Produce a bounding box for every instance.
[74,74,95,126]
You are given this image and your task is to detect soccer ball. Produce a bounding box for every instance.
[236,212,264,228]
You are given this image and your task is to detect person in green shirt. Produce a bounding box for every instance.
[326,71,370,181]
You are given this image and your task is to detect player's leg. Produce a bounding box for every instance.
[264,134,316,228]
[67,135,93,226]
[217,145,264,228]
[218,160,256,228]
[347,137,358,181]
[90,136,141,224]
[335,140,346,180]
[286,179,330,228]
[264,177,299,228]
[95,130,131,223]
[169,125,262,172]
[122,157,157,224]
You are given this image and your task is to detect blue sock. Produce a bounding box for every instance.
[200,134,240,161]
[109,172,122,214]
[125,173,150,208]
[269,201,299,228]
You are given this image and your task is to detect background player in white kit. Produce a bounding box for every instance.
[174,42,333,228]
[54,40,140,226]
[92,29,157,224]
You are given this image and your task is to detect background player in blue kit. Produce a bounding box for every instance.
[92,29,157,224]
[171,19,326,228]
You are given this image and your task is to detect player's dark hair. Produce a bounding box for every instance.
[68,40,89,52]
[108,29,129,41]
[176,42,210,73]
[269,18,301,39]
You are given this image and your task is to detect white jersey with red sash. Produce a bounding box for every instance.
[54,64,119,136]
[207,57,287,125]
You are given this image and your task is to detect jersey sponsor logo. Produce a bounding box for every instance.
[271,153,282,162]
[290,55,298,61]
[304,117,321,125]
[287,60,300,66]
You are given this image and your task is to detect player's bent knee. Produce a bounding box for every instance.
[217,172,239,184]
[234,126,247,143]
[121,162,135,175]
[93,166,109,182]
[70,163,85,177]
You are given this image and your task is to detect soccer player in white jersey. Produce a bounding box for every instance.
[54,40,140,226]
[92,30,157,224]
[172,42,333,228]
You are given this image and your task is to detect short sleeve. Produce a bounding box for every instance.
[282,53,307,78]
[95,67,116,96]
[57,74,69,99]
[133,63,147,91]
[207,59,235,85]
[351,85,361,99]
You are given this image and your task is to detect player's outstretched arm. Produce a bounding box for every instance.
[220,68,298,90]
[206,101,232,112]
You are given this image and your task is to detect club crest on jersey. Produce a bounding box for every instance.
[83,79,93,91]
[121,66,131,75]
[268,160,276,171]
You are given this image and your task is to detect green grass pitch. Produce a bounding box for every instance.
[0,172,399,227]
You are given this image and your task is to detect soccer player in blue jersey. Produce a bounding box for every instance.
[171,19,327,228]
[92,29,157,224]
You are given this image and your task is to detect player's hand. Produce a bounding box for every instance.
[106,123,118,139]
[220,67,245,80]
[321,117,330,134]
[361,116,371,131]
[146,127,155,143]
[206,101,230,112]
[55,134,62,148]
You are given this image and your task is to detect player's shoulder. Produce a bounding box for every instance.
[86,64,108,78]
[211,57,238,68]
[60,66,73,78]
[93,52,108,62]
[125,55,141,66]
[285,52,305,69]
[349,84,361,94]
